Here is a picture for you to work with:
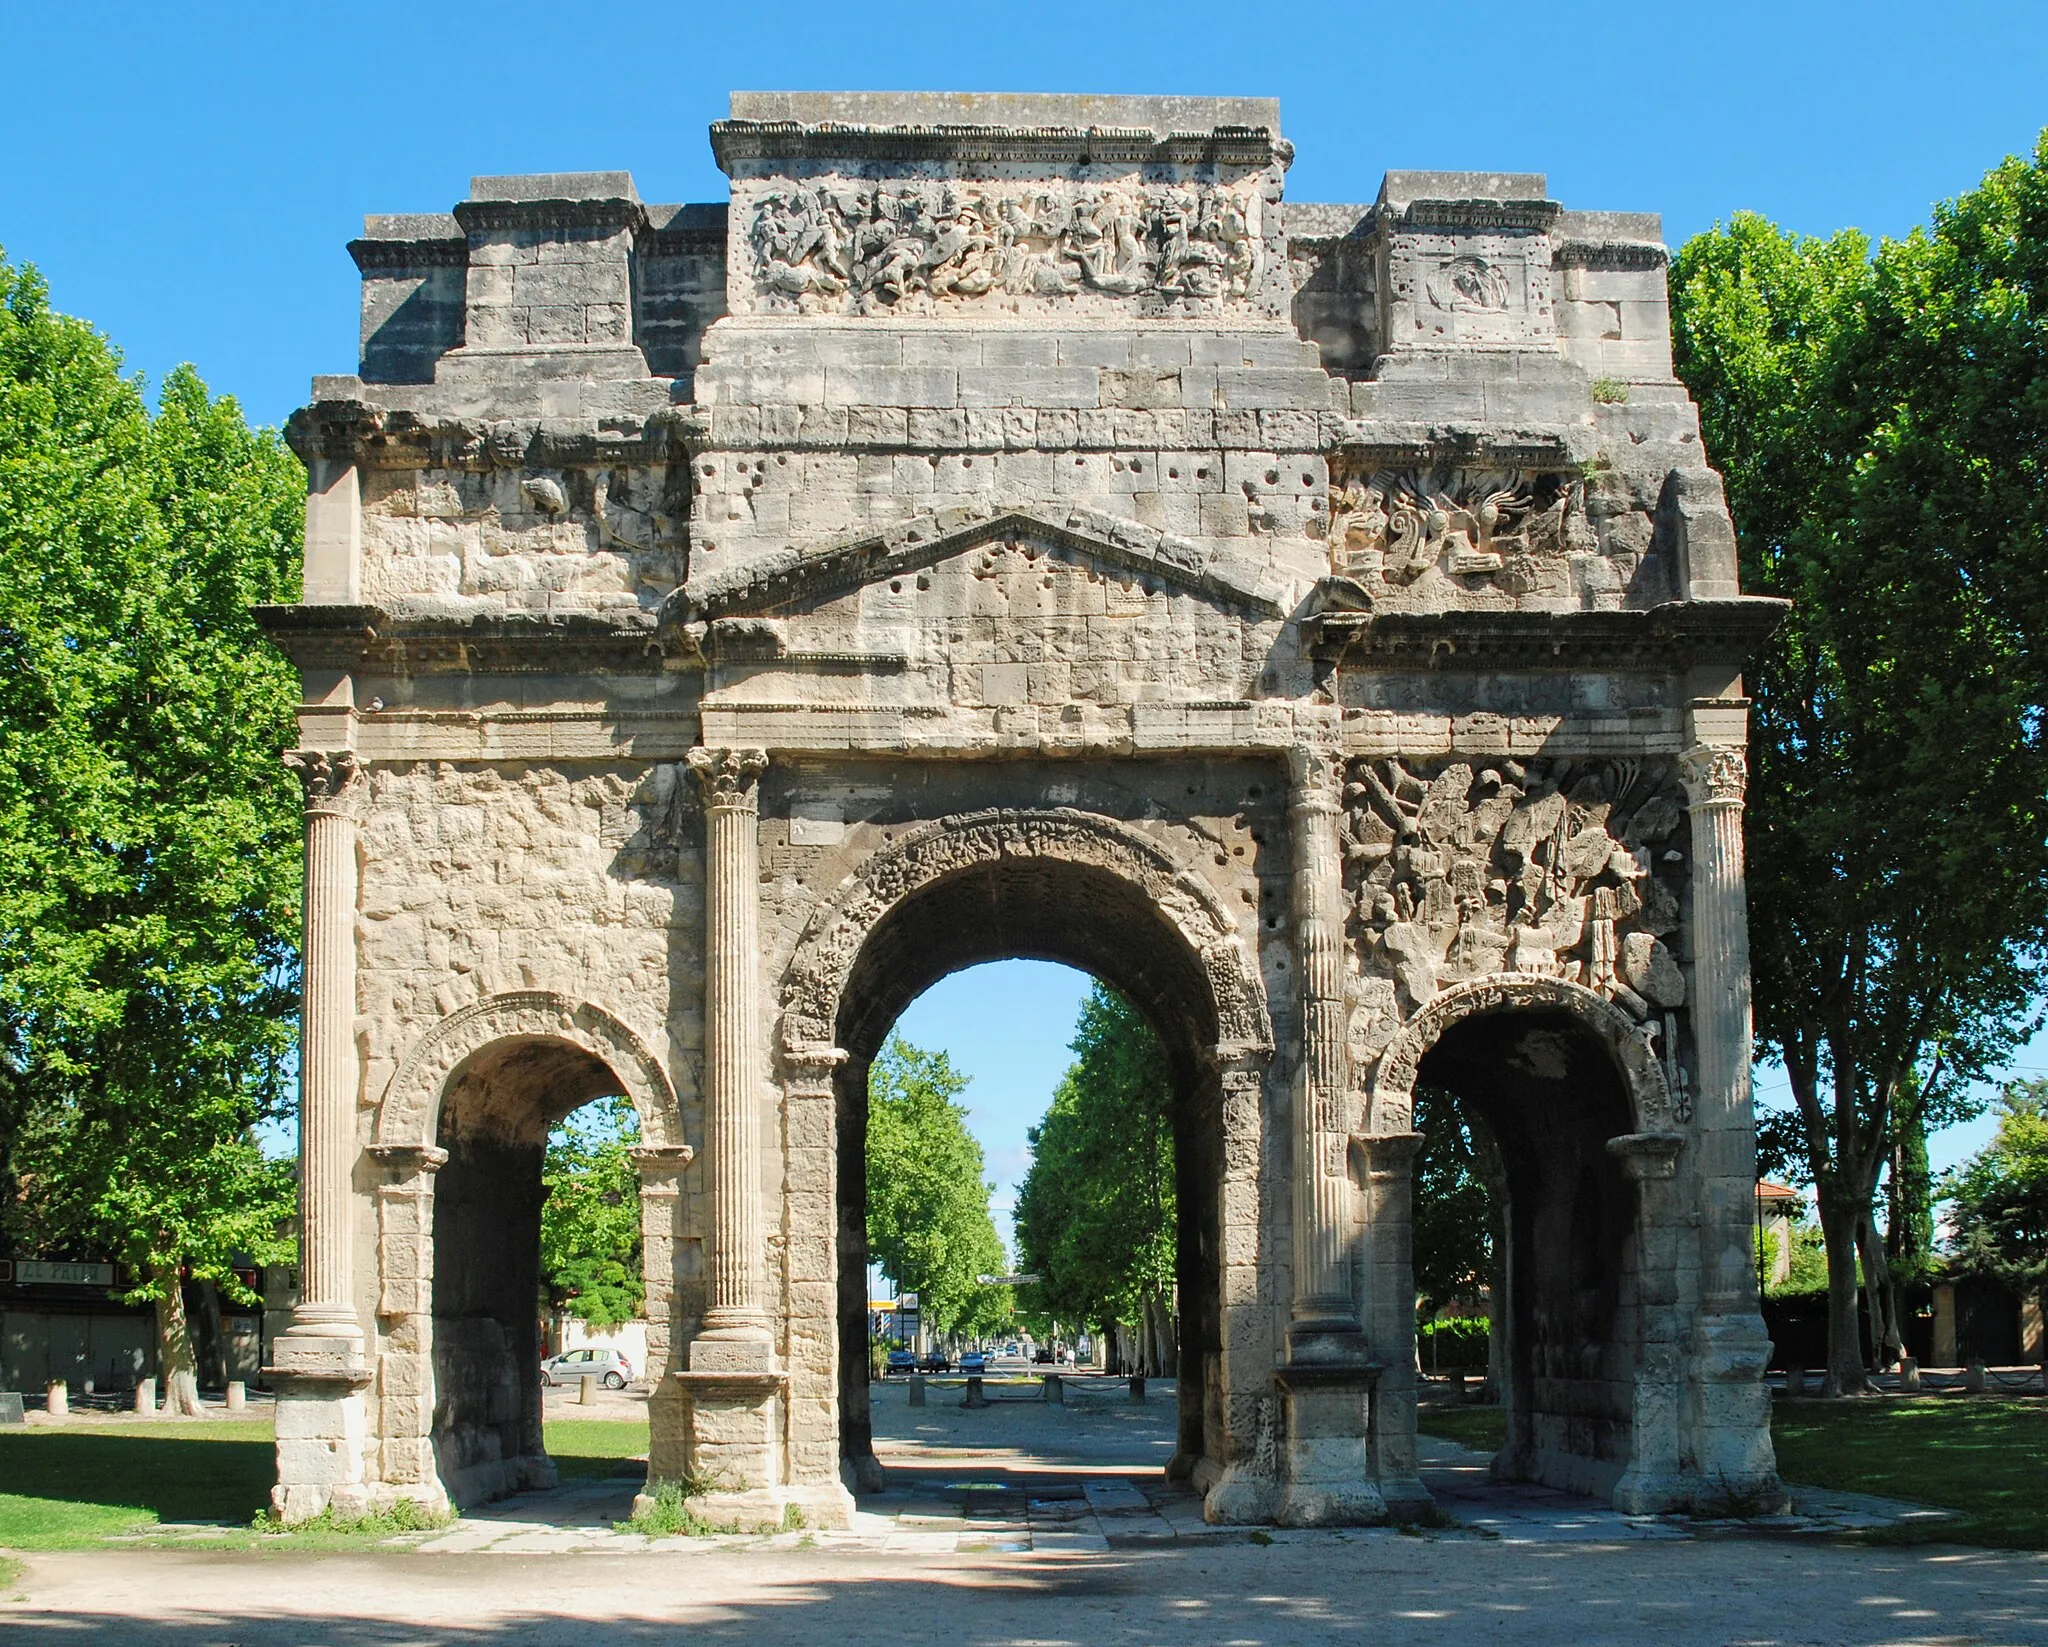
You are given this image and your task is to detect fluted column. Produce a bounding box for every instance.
[1680,744,1750,1146]
[278,749,365,1365]
[1287,746,1360,1349]
[1679,737,1785,1506]
[688,747,773,1356]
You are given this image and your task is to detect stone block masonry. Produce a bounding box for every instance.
[260,89,1787,1533]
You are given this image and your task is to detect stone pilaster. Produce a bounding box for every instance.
[1355,1130,1431,1518]
[270,748,373,1521]
[1678,733,1785,1507]
[1606,1132,1688,1514]
[686,746,774,1362]
[1285,745,1361,1352]
[366,1143,448,1511]
[630,1142,696,1503]
[780,1043,858,1528]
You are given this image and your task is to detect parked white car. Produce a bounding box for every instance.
[541,1346,633,1388]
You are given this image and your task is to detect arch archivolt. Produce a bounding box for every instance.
[372,989,684,1154]
[778,807,1273,1057]
[1364,974,1675,1136]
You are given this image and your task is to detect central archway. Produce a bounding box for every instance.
[779,809,1272,1498]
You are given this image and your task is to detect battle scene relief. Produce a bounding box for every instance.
[1343,757,1693,1115]
[739,175,1275,316]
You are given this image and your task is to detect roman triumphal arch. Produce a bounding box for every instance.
[259,91,1786,1526]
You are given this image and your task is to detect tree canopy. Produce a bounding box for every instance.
[1670,136,2048,1391]
[864,1035,1009,1340]
[1013,984,1177,1371]
[0,252,305,1408]
[1944,1079,2048,1343]
[540,1095,645,1330]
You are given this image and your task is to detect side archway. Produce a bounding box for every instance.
[1367,975,1675,1138]
[366,991,684,1511]
[1361,973,1687,1509]
[373,990,683,1154]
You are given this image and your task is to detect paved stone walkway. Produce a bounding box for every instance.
[404,1378,1955,1555]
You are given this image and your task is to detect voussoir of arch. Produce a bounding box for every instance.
[1366,975,1674,1136]
[778,808,1274,1060]
[373,990,683,1154]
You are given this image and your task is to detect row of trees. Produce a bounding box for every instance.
[0,253,306,1409]
[1669,132,2048,1392]
[1014,985,1179,1376]
[864,1036,1011,1342]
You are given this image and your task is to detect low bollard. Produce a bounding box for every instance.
[1899,1358,1921,1393]
[46,1379,68,1419]
[1043,1373,1063,1405]
[1964,1361,1987,1393]
[134,1377,157,1414]
[963,1375,987,1408]
[1129,1375,1146,1403]
[908,1375,926,1408]
[578,1374,597,1406]
[225,1379,247,1411]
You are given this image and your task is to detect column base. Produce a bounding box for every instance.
[668,1367,787,1522]
[1202,1461,1282,1525]
[1275,1360,1396,1527]
[267,1365,374,1524]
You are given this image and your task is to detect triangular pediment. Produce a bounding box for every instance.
[677,506,1288,621]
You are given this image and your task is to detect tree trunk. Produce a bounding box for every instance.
[194,1277,228,1390]
[1818,1202,1869,1396]
[1142,1290,1177,1378]
[152,1269,205,1416]
[1856,1213,1903,1368]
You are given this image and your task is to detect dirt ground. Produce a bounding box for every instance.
[4,1375,2046,1645]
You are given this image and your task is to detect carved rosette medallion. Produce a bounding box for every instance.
[284,749,366,818]
[1679,744,1747,809]
[687,747,769,813]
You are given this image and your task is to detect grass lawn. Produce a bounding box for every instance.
[1418,1397,2048,1547]
[0,1413,650,1550]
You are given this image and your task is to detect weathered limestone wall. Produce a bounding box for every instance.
[262,88,1786,1530]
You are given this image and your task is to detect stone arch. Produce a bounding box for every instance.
[777,806,1273,1504]
[779,807,1272,1059]
[1367,975,1675,1137]
[374,990,683,1154]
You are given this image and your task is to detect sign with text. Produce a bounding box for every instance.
[15,1260,115,1287]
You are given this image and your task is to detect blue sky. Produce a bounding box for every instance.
[10,2,2046,1224]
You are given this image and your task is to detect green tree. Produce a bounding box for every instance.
[1943,1079,2048,1370]
[0,253,305,1411]
[1672,160,2048,1394]
[865,1035,1009,1341]
[1410,1082,1494,1318]
[1014,985,1177,1374]
[540,1095,644,1330]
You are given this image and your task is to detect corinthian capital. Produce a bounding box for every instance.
[1286,743,1345,812]
[284,748,364,816]
[687,747,769,812]
[1679,744,1747,808]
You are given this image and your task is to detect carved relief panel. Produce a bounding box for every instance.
[732,173,1279,317]
[1329,462,1594,594]
[1343,757,1692,1108]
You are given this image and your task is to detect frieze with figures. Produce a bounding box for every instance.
[739,176,1271,315]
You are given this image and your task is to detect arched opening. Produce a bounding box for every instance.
[1410,1004,1644,1500]
[429,1036,635,1506]
[827,851,1233,1492]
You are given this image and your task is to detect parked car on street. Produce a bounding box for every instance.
[957,1350,988,1374]
[919,1350,950,1373]
[1033,1346,1054,1364]
[541,1346,632,1388]
[885,1349,917,1375]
